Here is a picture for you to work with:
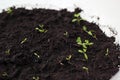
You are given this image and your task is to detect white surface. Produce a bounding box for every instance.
[0,0,120,80]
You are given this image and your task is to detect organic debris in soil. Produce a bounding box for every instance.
[0,7,120,80]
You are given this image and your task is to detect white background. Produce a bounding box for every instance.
[0,0,120,80]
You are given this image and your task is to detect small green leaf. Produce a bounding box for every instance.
[72,19,77,22]
[7,8,12,14]
[88,31,93,36]
[82,66,89,73]
[82,43,87,48]
[39,24,44,28]
[66,55,72,61]
[64,31,68,36]
[85,40,89,43]
[76,37,82,45]
[32,76,40,80]
[78,50,84,53]
[83,53,88,60]
[74,13,80,17]
[83,49,87,52]
[83,26,87,31]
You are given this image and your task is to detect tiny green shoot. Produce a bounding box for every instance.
[32,76,40,80]
[82,66,89,73]
[72,13,83,23]
[34,53,40,58]
[5,49,10,55]
[35,24,48,33]
[105,48,109,56]
[83,26,97,39]
[7,8,13,14]
[21,38,27,44]
[66,55,72,61]
[64,31,68,36]
[2,72,8,77]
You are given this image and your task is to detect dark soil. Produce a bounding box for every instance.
[0,7,120,80]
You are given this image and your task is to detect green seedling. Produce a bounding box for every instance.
[78,49,88,60]
[64,31,68,36]
[83,26,97,39]
[7,8,13,14]
[82,66,89,73]
[21,38,27,44]
[66,55,72,61]
[72,13,83,23]
[32,76,40,80]
[34,52,40,58]
[5,49,10,55]
[76,37,93,60]
[105,48,109,56]
[35,24,48,33]
[2,72,8,77]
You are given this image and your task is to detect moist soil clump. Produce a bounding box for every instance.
[0,7,120,80]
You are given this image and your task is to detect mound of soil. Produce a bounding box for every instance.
[0,7,120,80]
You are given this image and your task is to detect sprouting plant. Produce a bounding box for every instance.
[34,52,40,58]
[72,13,83,23]
[21,38,27,44]
[76,37,93,60]
[82,66,89,73]
[2,72,8,77]
[32,76,40,80]
[5,49,10,55]
[35,24,48,33]
[64,31,68,36]
[105,48,109,56]
[83,26,97,39]
[7,8,13,14]
[66,55,72,61]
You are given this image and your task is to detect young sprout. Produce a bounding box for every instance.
[76,37,93,60]
[34,52,40,58]
[32,76,40,80]
[72,13,83,23]
[82,66,89,73]
[83,26,97,39]
[78,49,88,60]
[21,38,27,44]
[66,55,72,61]
[5,49,10,55]
[7,8,13,14]
[2,72,8,77]
[105,48,109,56]
[35,24,48,33]
[64,31,68,36]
